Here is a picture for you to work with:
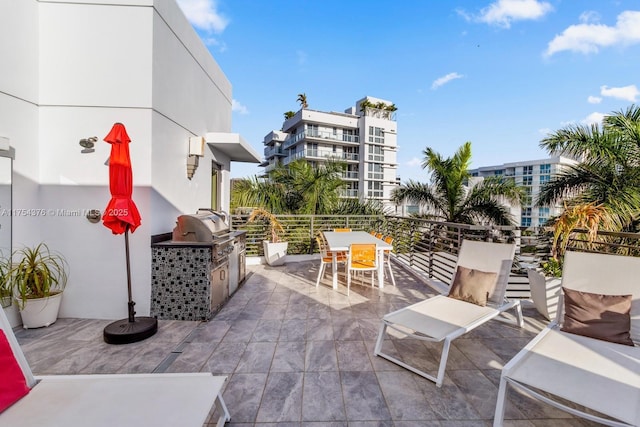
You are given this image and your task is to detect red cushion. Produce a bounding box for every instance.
[0,329,31,413]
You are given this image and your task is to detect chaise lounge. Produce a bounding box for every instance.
[494,250,640,426]
[0,308,231,427]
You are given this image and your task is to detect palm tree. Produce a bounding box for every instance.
[538,104,640,230]
[269,159,346,215]
[231,160,348,215]
[392,142,523,225]
[283,111,295,120]
[296,93,308,109]
[359,99,371,115]
[230,175,288,214]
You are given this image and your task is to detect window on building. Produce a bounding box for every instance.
[367,163,383,180]
[522,207,532,217]
[540,175,550,184]
[343,128,355,142]
[540,164,551,174]
[307,124,319,137]
[522,176,532,186]
[538,207,549,217]
[368,126,385,144]
[367,181,383,198]
[523,187,532,206]
[523,165,533,175]
[343,146,358,161]
[368,145,384,162]
[521,218,532,227]
[494,169,504,176]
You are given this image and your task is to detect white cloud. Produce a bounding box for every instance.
[467,0,553,28]
[581,112,605,126]
[600,84,639,102]
[202,37,227,52]
[407,157,422,167]
[587,95,602,104]
[177,0,229,33]
[231,99,249,115]
[545,10,640,56]
[431,72,464,90]
[538,127,552,136]
[579,11,600,24]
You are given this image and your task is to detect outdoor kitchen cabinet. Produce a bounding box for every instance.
[150,240,229,321]
[150,211,244,321]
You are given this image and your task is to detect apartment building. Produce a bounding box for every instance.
[261,96,398,206]
[470,156,578,227]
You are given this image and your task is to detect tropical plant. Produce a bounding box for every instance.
[333,198,386,216]
[232,159,349,215]
[540,257,562,278]
[550,202,613,260]
[538,104,640,231]
[269,159,346,215]
[283,111,296,120]
[9,243,68,310]
[248,208,285,243]
[359,99,374,116]
[231,175,288,214]
[392,142,524,225]
[296,93,308,109]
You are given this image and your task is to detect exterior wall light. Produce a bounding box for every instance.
[79,136,97,153]
[187,136,205,179]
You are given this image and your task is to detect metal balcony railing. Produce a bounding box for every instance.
[231,214,640,299]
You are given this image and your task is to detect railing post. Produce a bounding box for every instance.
[309,215,315,254]
[428,224,434,277]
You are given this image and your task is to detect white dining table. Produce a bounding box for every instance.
[322,231,393,290]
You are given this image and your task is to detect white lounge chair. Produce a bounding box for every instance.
[494,251,640,427]
[374,239,521,387]
[0,308,231,427]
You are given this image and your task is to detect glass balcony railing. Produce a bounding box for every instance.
[283,130,359,149]
[342,171,359,179]
[286,150,359,162]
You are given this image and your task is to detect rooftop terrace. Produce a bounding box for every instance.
[15,260,600,426]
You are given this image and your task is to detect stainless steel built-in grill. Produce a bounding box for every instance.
[172,209,235,263]
[150,209,246,321]
[171,209,233,314]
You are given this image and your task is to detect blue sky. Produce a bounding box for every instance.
[177,0,640,183]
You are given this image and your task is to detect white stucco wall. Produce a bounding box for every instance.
[1,0,235,325]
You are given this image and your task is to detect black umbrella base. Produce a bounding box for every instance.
[103,316,158,344]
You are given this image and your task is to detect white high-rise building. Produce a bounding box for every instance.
[469,156,578,227]
[261,96,398,207]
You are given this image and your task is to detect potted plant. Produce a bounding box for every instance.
[248,208,288,266]
[529,202,610,321]
[9,243,68,328]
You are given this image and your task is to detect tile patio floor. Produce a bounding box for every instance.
[14,259,601,426]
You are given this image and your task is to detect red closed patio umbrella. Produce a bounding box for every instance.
[101,123,157,344]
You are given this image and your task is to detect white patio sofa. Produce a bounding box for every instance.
[494,250,640,426]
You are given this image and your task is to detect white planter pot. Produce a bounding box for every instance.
[18,292,63,329]
[527,269,562,321]
[263,241,288,266]
[1,294,11,308]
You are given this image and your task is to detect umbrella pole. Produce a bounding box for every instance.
[104,223,158,344]
[125,225,135,322]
